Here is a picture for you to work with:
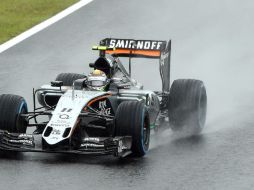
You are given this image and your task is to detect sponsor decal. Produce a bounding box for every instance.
[160,52,169,61]
[9,139,34,146]
[51,129,61,135]
[98,100,111,115]
[61,108,72,112]
[108,39,164,50]
[18,134,33,139]
[59,114,69,119]
[54,119,71,124]
[80,143,104,148]
[51,123,69,127]
[50,137,59,140]
[118,140,123,153]
[83,137,100,142]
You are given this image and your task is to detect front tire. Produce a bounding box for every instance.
[0,94,28,133]
[115,101,150,157]
[168,79,207,136]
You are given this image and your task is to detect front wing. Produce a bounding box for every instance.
[0,130,132,157]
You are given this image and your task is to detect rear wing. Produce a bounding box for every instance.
[94,38,171,93]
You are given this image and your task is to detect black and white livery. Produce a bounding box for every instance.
[0,38,207,157]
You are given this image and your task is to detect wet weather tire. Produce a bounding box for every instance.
[0,94,28,133]
[115,101,150,157]
[168,79,207,136]
[55,73,86,86]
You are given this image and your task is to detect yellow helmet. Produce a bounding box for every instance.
[91,69,105,76]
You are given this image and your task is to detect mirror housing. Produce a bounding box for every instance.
[89,63,95,68]
[51,81,63,87]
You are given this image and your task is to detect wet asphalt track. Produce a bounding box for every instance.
[1,0,254,189]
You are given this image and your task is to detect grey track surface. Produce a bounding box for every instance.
[1,0,254,189]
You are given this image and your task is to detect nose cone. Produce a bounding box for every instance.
[42,126,66,144]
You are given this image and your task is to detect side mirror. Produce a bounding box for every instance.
[89,63,95,68]
[51,81,63,87]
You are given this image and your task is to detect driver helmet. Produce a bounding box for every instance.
[87,69,108,91]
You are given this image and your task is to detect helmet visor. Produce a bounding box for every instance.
[87,80,106,87]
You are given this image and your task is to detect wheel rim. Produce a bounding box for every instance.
[16,101,28,133]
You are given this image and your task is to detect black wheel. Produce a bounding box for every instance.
[0,94,28,133]
[115,101,150,157]
[168,79,207,136]
[55,73,86,86]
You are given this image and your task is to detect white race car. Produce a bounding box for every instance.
[0,38,207,157]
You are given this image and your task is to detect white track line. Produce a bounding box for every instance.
[0,0,93,54]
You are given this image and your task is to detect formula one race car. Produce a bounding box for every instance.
[0,38,207,157]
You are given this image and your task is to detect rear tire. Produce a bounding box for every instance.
[0,94,28,133]
[55,73,86,86]
[115,101,150,157]
[168,79,207,136]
